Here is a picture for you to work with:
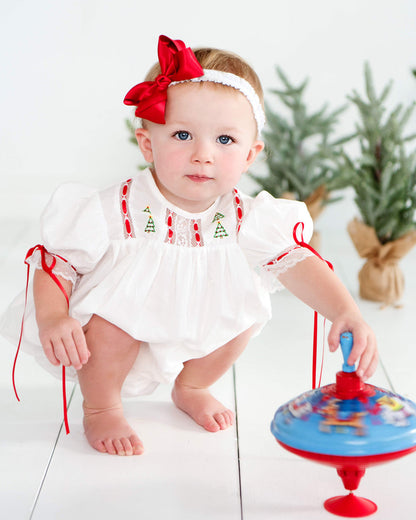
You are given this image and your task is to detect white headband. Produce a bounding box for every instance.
[170,69,265,136]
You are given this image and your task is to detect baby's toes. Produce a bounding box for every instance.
[202,414,221,432]
[120,436,142,456]
[103,438,118,455]
[214,412,229,430]
[130,435,144,455]
[92,439,107,454]
[224,410,234,427]
[116,437,134,455]
[113,438,128,456]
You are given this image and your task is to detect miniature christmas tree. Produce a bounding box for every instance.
[251,67,352,214]
[144,216,156,233]
[214,221,228,238]
[344,63,416,244]
[143,207,156,233]
[212,212,225,222]
[344,63,416,304]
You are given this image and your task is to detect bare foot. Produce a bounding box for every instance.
[83,403,144,456]
[171,382,234,432]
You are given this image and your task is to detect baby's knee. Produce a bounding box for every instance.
[83,315,138,347]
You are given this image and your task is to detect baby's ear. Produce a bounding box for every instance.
[245,140,264,169]
[135,128,154,163]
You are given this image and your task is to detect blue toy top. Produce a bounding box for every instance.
[271,384,416,456]
[271,332,416,456]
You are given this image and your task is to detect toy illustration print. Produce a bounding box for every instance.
[319,398,366,436]
[377,395,416,427]
[288,393,313,419]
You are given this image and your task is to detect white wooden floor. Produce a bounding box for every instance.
[1,210,416,520]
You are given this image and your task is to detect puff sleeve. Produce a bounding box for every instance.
[238,191,314,291]
[27,184,110,283]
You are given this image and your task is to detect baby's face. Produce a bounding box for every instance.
[136,82,264,213]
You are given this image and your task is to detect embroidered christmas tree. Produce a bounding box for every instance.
[214,221,228,238]
[143,206,156,233]
[144,216,155,233]
[212,212,225,222]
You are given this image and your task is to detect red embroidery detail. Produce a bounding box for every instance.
[120,179,136,238]
[233,188,244,234]
[164,209,204,247]
[125,219,132,235]
[265,246,303,267]
[192,220,201,245]
[13,245,71,434]
[193,220,202,246]
[165,209,175,244]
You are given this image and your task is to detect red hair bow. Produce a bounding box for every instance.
[123,35,203,124]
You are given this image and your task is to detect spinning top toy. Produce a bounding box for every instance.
[271,332,416,517]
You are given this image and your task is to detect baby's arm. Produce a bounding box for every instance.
[33,270,90,370]
[278,255,378,380]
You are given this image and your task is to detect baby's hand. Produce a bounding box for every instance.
[327,313,378,380]
[38,314,90,370]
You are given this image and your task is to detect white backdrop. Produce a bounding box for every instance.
[1,0,415,225]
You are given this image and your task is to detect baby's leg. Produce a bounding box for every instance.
[172,326,253,433]
[77,315,143,456]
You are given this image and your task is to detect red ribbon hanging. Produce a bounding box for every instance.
[13,245,71,434]
[292,222,334,389]
[123,35,204,124]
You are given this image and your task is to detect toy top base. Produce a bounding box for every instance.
[271,371,416,456]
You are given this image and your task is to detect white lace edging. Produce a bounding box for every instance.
[26,249,78,286]
[260,246,315,292]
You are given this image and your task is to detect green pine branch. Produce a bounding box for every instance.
[251,66,352,204]
[126,118,138,146]
[342,63,416,244]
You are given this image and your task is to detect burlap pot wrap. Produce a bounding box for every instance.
[347,218,416,304]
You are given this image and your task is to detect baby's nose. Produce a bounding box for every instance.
[191,141,214,164]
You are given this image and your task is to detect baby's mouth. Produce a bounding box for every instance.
[186,174,213,183]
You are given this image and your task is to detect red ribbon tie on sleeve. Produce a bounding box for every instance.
[13,245,72,434]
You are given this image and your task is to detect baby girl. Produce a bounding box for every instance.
[1,35,377,456]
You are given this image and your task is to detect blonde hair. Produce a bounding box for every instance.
[145,47,264,106]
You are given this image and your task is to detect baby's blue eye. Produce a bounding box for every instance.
[217,135,233,145]
[175,131,190,141]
